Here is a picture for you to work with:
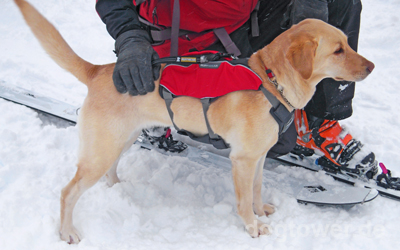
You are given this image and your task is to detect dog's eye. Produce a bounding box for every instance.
[334,48,344,55]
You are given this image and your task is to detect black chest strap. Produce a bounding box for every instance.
[259,85,294,134]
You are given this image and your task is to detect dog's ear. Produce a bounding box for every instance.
[286,35,318,80]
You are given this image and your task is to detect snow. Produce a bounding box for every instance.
[0,0,399,249]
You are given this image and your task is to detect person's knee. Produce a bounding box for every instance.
[290,0,329,25]
[329,0,362,24]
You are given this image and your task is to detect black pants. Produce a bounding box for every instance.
[208,0,363,157]
[245,0,362,121]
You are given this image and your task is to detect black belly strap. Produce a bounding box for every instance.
[160,85,293,150]
[160,87,229,149]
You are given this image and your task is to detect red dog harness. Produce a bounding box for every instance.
[160,51,262,99]
[156,51,294,149]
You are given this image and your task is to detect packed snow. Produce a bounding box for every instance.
[0,0,399,249]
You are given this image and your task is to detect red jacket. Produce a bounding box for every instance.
[138,0,258,57]
[97,0,258,57]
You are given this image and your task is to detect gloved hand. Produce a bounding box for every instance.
[113,29,160,95]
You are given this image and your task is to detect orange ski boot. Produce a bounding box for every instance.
[292,110,378,180]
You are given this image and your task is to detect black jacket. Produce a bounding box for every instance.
[96,0,143,39]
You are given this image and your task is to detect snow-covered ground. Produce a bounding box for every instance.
[0,0,399,249]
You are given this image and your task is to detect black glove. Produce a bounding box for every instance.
[113,29,160,95]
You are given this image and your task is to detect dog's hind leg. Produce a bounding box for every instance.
[105,130,141,187]
[60,149,126,243]
[231,154,271,237]
[59,123,141,243]
[253,155,275,217]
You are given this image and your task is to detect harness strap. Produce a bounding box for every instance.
[200,98,219,140]
[186,97,228,149]
[260,85,294,134]
[162,85,293,150]
[259,84,281,108]
[162,88,180,131]
[170,0,180,56]
[213,28,241,57]
[152,52,235,65]
[161,86,229,149]
[251,1,260,37]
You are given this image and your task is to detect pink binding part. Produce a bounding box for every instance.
[165,128,172,138]
[379,163,388,174]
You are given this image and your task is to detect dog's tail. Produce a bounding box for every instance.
[14,0,97,85]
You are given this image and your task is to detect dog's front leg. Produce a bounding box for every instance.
[231,155,271,237]
[105,160,120,186]
[253,155,275,217]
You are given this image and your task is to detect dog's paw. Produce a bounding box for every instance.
[245,219,271,237]
[106,175,120,187]
[254,203,275,217]
[60,226,81,244]
[105,171,120,187]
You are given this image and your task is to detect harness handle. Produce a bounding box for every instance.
[152,52,236,65]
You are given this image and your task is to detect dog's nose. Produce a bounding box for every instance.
[366,61,375,74]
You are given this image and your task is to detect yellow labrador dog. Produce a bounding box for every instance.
[14,0,374,243]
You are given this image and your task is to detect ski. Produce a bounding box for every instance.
[2,82,397,204]
[275,153,400,201]
[0,80,79,124]
[136,132,378,207]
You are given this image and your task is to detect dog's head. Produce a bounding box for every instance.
[284,19,374,82]
[249,18,375,109]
